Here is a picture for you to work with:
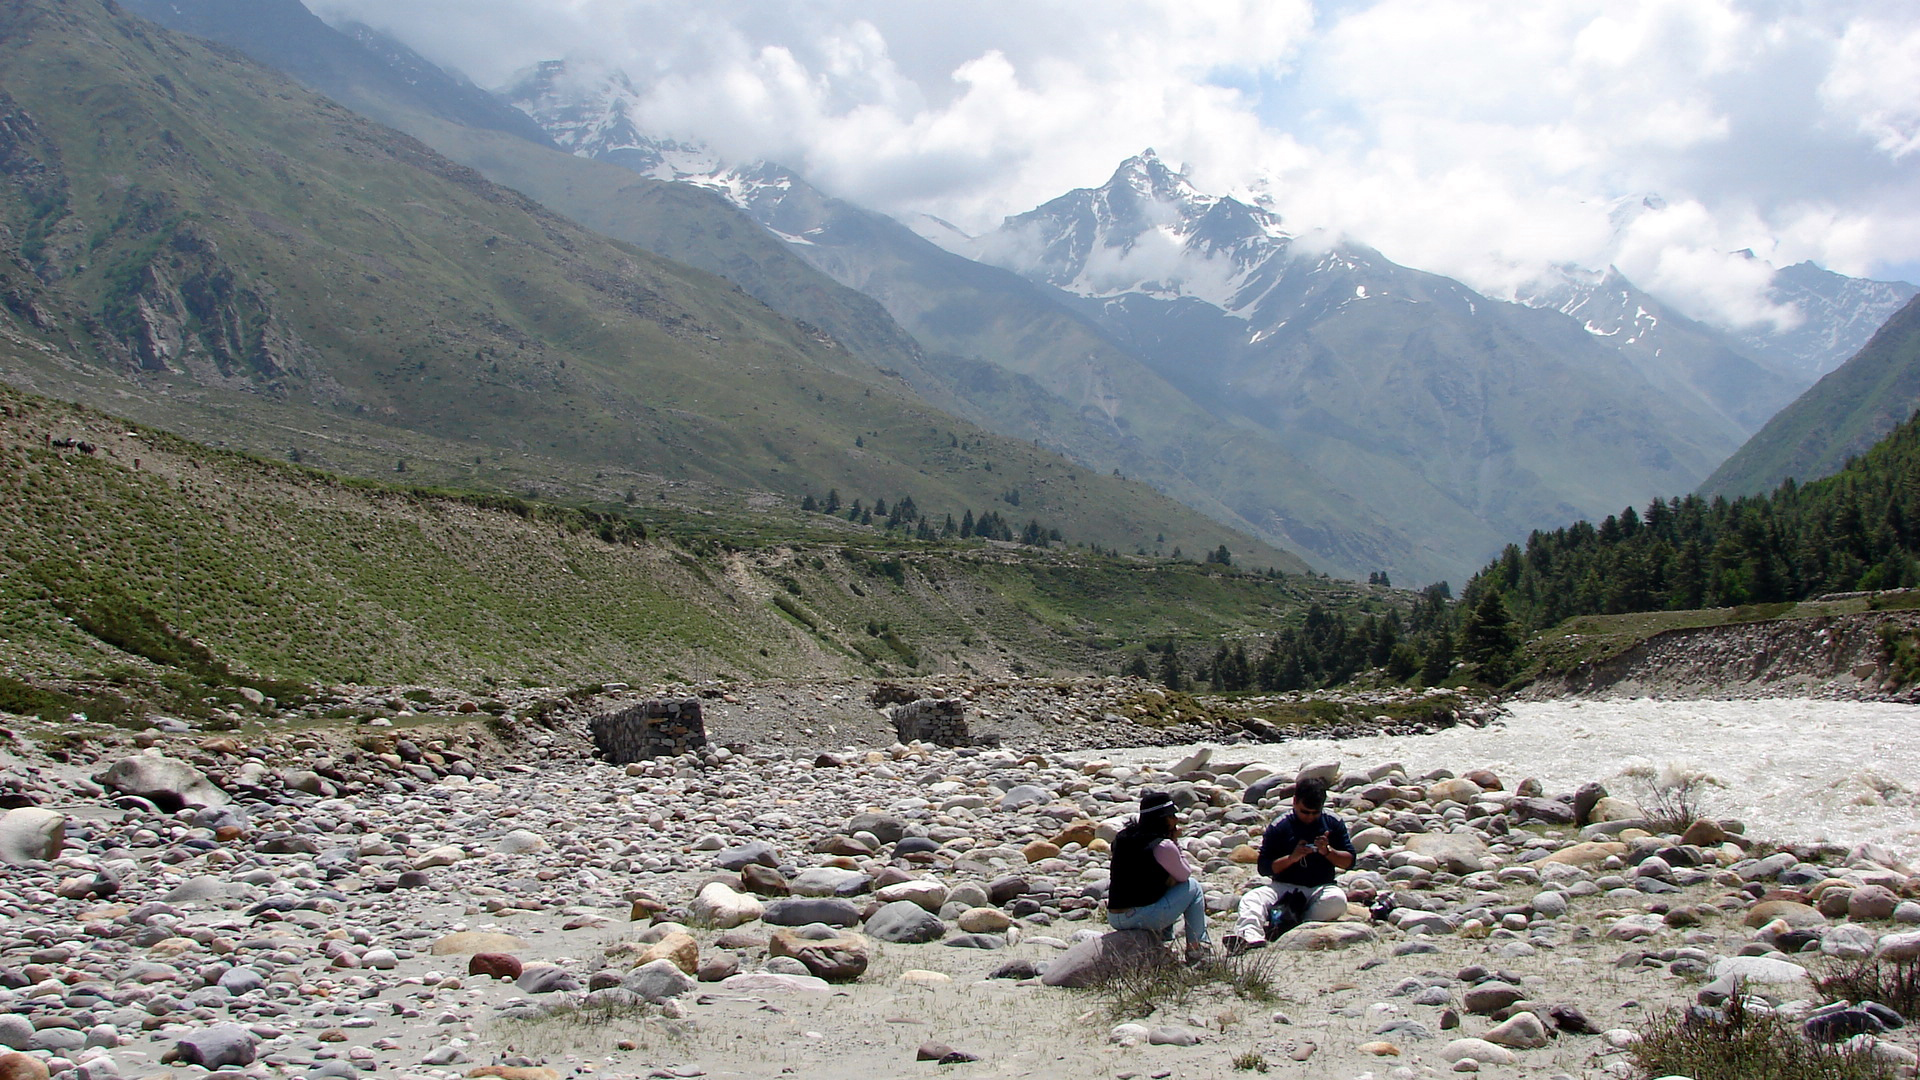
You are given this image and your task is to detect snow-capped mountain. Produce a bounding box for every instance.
[505,61,808,223]
[966,152,1750,575]
[1515,265,1800,431]
[967,149,1297,314]
[970,151,1515,355]
[1738,260,1918,379]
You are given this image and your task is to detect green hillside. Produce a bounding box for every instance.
[0,383,1373,717]
[0,0,1303,573]
[1700,294,1920,497]
[1466,408,1920,632]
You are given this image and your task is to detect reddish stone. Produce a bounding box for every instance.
[468,953,523,980]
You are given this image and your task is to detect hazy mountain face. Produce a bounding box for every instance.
[1736,261,1919,380]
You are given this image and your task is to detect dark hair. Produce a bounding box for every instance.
[1119,812,1175,842]
[1293,777,1328,810]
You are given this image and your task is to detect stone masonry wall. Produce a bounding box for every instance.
[887,697,981,747]
[588,699,707,763]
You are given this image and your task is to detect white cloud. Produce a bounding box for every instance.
[310,0,1920,328]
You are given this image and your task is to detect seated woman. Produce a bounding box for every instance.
[1105,790,1211,962]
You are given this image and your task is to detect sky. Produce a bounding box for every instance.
[309,0,1920,332]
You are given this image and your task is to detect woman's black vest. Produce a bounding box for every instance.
[1108,825,1171,909]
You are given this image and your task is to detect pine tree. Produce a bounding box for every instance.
[1459,590,1520,684]
[1157,648,1185,691]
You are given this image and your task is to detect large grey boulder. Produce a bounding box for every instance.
[714,840,779,870]
[0,807,64,865]
[623,958,697,1002]
[168,1023,257,1068]
[98,752,228,810]
[1041,929,1172,988]
[789,867,870,897]
[762,898,861,928]
[865,900,945,944]
[1405,832,1491,874]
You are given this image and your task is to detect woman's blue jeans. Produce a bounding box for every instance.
[1107,878,1209,946]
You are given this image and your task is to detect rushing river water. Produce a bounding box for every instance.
[1094,698,1920,863]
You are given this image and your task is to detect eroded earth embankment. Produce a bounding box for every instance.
[1523,609,1920,701]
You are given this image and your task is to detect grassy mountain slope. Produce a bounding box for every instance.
[1700,295,1920,497]
[0,0,1302,572]
[110,0,1416,580]
[0,382,1365,699]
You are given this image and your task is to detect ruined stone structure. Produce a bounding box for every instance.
[588,699,707,763]
[886,697,980,747]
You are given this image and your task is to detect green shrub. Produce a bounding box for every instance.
[1817,954,1920,1022]
[1630,995,1898,1080]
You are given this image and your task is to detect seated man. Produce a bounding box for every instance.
[1226,777,1354,951]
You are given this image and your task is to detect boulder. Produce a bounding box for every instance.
[430,931,529,955]
[468,953,522,980]
[98,752,227,810]
[1425,778,1483,805]
[1040,929,1172,988]
[1405,832,1490,874]
[1708,956,1812,988]
[865,900,945,944]
[623,958,697,1002]
[1586,796,1645,824]
[1441,1038,1516,1065]
[1483,1011,1551,1049]
[691,882,763,929]
[958,907,1013,933]
[1744,900,1825,929]
[788,867,868,897]
[1000,784,1051,811]
[1023,840,1062,862]
[714,840,780,870]
[1849,885,1900,921]
[762,898,861,927]
[1538,842,1627,868]
[637,932,699,974]
[844,813,908,845]
[0,1052,48,1080]
[768,929,870,982]
[1877,931,1920,960]
[875,879,949,912]
[0,808,64,865]
[1463,983,1525,1015]
[1680,819,1728,847]
[495,829,547,854]
[515,964,580,994]
[1273,923,1376,951]
[718,972,832,993]
[1510,797,1575,825]
[169,1023,257,1069]
[739,864,791,896]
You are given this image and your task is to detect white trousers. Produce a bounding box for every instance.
[1234,882,1347,944]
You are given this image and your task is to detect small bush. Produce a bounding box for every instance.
[1231,1049,1269,1072]
[1086,944,1279,1021]
[1621,762,1725,832]
[0,676,79,721]
[1631,994,1899,1080]
[1817,954,1920,1022]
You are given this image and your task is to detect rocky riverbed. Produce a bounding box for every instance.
[0,682,1916,1080]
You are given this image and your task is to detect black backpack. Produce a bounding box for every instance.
[1265,888,1311,939]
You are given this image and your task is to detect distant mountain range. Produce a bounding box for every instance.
[0,0,1298,579]
[79,2,1920,583]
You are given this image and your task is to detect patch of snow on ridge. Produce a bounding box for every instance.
[1097,699,1920,863]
